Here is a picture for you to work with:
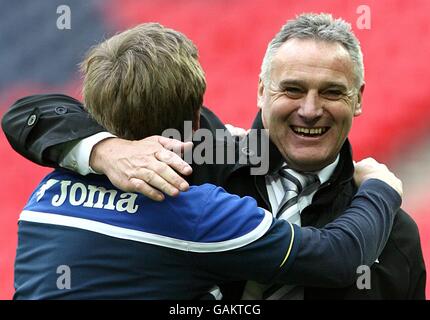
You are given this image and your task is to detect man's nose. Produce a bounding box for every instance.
[297,91,323,122]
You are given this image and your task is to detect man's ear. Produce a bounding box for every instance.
[257,78,265,109]
[354,83,365,117]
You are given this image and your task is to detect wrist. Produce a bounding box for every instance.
[89,137,123,174]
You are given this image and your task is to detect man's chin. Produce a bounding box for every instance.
[284,155,330,172]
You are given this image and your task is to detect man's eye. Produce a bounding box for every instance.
[285,87,304,98]
[322,90,343,100]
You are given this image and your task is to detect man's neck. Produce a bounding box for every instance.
[310,155,340,185]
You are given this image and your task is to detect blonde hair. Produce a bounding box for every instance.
[80,23,206,139]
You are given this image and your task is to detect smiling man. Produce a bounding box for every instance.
[2,13,426,299]
[259,38,363,172]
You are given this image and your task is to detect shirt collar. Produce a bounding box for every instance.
[314,155,340,185]
[278,154,339,185]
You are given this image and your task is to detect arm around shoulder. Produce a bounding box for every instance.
[276,179,402,287]
[1,94,105,166]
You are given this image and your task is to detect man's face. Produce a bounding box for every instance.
[258,38,364,172]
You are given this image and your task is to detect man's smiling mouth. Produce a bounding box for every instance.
[290,126,330,137]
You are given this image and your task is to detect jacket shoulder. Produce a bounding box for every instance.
[390,209,425,268]
[393,209,421,244]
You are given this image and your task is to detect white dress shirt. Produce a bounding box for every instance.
[59,132,116,175]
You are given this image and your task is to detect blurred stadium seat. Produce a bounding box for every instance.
[0,0,428,299]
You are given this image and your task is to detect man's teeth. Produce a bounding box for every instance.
[292,126,328,136]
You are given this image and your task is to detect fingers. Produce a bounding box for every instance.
[155,148,192,177]
[129,178,165,201]
[157,136,193,176]
[112,160,184,199]
[110,175,165,202]
[139,157,189,192]
[158,136,193,155]
[182,141,194,155]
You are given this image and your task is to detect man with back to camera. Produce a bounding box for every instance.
[2,13,426,299]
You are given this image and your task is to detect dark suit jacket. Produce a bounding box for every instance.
[2,94,426,299]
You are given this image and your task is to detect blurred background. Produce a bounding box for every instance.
[0,0,428,299]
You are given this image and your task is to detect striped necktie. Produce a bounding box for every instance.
[262,166,320,300]
[276,166,320,223]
